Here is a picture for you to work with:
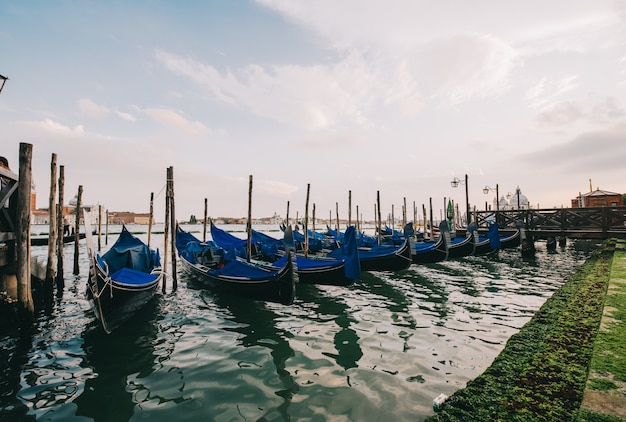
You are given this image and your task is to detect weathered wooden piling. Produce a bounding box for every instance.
[148,192,154,248]
[56,165,64,291]
[16,142,34,315]
[304,183,310,257]
[163,179,169,292]
[246,175,253,262]
[428,196,435,239]
[203,197,207,242]
[348,190,352,226]
[97,204,102,252]
[46,153,57,289]
[72,185,82,275]
[168,167,177,290]
[376,191,382,245]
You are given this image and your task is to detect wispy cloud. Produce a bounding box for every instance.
[18,118,85,137]
[143,107,210,136]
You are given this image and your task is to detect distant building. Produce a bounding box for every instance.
[571,189,623,208]
[501,186,531,210]
[107,211,154,225]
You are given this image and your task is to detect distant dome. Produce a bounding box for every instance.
[508,187,530,209]
[69,194,78,206]
[498,196,509,209]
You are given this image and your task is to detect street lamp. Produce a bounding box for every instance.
[483,184,499,211]
[0,74,8,95]
[483,184,499,225]
[450,174,470,226]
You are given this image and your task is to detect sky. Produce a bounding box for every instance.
[1,1,625,223]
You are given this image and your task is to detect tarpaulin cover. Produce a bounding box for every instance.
[101,226,160,275]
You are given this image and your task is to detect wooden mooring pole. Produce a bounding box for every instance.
[46,153,58,293]
[163,169,170,293]
[246,175,253,263]
[203,197,208,242]
[72,185,82,275]
[148,192,154,248]
[168,166,177,291]
[97,204,102,252]
[16,142,34,315]
[56,165,64,292]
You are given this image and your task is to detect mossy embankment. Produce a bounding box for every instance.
[427,239,624,422]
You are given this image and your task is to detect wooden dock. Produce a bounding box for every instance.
[474,207,626,239]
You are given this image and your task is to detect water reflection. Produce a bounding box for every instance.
[298,285,364,370]
[75,297,160,421]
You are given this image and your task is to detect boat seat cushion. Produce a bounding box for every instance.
[110,267,159,285]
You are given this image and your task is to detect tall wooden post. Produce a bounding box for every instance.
[377,191,382,246]
[97,204,102,251]
[348,190,352,226]
[56,165,65,291]
[304,183,310,257]
[335,202,340,232]
[422,204,427,239]
[312,203,316,237]
[163,169,170,292]
[203,197,208,242]
[16,142,34,315]
[168,166,177,290]
[246,175,253,262]
[72,185,82,275]
[148,192,154,248]
[46,153,58,288]
[285,201,290,227]
[429,198,434,240]
[105,210,109,245]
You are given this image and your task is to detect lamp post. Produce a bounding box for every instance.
[483,184,499,225]
[0,74,8,95]
[451,174,470,226]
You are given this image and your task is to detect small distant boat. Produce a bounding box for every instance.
[31,232,87,246]
[84,215,163,334]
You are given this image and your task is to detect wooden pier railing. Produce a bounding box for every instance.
[474,206,626,239]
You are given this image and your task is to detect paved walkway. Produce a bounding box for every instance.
[581,239,626,419]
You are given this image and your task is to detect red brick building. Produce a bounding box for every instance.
[571,189,623,208]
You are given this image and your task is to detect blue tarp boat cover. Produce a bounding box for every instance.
[487,223,501,250]
[100,226,160,275]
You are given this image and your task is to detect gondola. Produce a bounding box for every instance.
[474,223,503,256]
[499,229,521,249]
[212,223,360,286]
[31,232,87,246]
[411,221,450,264]
[84,216,163,334]
[447,229,476,259]
[176,225,296,304]
[329,237,412,272]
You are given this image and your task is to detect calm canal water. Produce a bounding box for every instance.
[1,224,594,421]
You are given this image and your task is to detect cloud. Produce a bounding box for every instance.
[534,95,624,127]
[520,125,626,172]
[18,118,85,137]
[78,98,110,117]
[525,75,579,110]
[143,108,210,136]
[114,110,137,122]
